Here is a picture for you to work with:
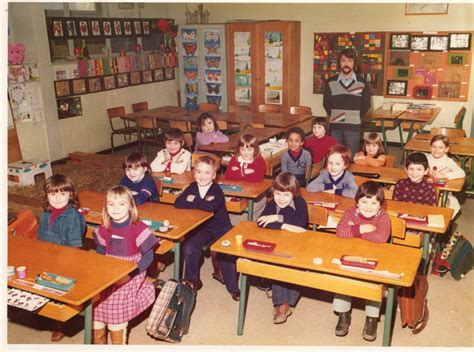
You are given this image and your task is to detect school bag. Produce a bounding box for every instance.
[432,231,473,280]
[398,273,429,334]
[146,279,196,342]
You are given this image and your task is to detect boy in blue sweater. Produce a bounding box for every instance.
[280,127,312,186]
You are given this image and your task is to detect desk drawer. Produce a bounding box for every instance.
[226,198,248,213]
[37,302,82,322]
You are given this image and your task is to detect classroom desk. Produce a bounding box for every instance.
[398,107,442,142]
[366,107,405,151]
[404,133,474,191]
[8,235,136,344]
[211,221,422,346]
[151,172,273,220]
[348,164,465,206]
[78,190,213,279]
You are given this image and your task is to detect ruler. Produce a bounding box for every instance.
[244,248,294,259]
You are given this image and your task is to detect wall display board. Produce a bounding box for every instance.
[313,32,385,95]
[385,32,472,101]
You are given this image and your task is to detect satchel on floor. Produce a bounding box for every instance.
[432,231,473,280]
[398,274,429,334]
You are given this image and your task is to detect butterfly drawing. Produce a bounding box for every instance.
[184,70,198,81]
[206,44,219,55]
[205,57,221,69]
[183,43,197,56]
[207,84,220,95]
[206,70,221,82]
[186,96,198,105]
[182,29,196,41]
[186,83,198,94]
[205,31,220,42]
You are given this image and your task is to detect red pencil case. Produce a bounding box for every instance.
[397,213,428,225]
[340,255,378,269]
[243,239,276,252]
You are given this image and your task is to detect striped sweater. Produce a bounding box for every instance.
[336,207,391,243]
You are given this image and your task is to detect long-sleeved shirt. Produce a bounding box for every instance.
[174,181,231,236]
[38,204,85,247]
[224,155,266,182]
[425,153,466,180]
[336,207,390,243]
[257,196,308,230]
[195,130,229,151]
[306,170,358,198]
[280,149,312,185]
[393,178,437,206]
[119,175,159,205]
[150,148,191,174]
[304,134,339,164]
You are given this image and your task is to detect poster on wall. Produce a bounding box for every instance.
[234,31,251,103]
[57,96,83,119]
[264,31,283,105]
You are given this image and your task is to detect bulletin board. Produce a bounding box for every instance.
[385,32,472,101]
[313,32,386,95]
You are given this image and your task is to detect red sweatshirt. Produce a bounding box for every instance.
[336,207,391,243]
[224,155,266,182]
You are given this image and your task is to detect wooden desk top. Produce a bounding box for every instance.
[367,107,405,120]
[300,189,453,234]
[398,107,442,124]
[348,164,465,193]
[8,236,136,306]
[78,190,212,240]
[152,172,273,199]
[404,134,474,157]
[211,222,421,287]
[197,127,283,154]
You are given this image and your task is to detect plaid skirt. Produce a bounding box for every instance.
[93,253,155,324]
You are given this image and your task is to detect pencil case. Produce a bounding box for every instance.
[352,172,380,179]
[243,239,276,253]
[340,255,378,269]
[36,272,76,292]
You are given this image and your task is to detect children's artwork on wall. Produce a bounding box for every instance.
[57,96,83,119]
[103,75,116,90]
[183,56,198,70]
[448,53,467,65]
[264,31,283,104]
[113,21,122,35]
[421,55,438,70]
[130,71,141,85]
[390,33,410,50]
[66,21,77,37]
[414,68,437,85]
[8,43,25,65]
[101,21,111,36]
[265,89,282,104]
[79,21,89,36]
[186,82,198,94]
[389,51,410,66]
[142,70,153,83]
[413,86,432,99]
[164,67,174,80]
[91,20,101,36]
[53,20,64,37]
[394,66,411,79]
[411,36,429,51]
[182,28,197,42]
[134,21,141,35]
[205,69,221,83]
[387,80,407,96]
[206,83,220,95]
[88,77,102,92]
[206,94,222,106]
[154,69,164,81]
[72,79,87,95]
[429,36,449,51]
[449,33,471,50]
[438,81,461,98]
[55,80,70,97]
[123,21,132,35]
[117,73,129,87]
[184,69,198,82]
[204,29,221,56]
[234,31,251,103]
[143,21,150,35]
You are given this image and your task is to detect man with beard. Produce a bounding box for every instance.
[323,48,372,158]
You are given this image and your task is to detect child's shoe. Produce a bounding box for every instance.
[93,328,107,344]
[335,311,351,336]
[362,316,378,341]
[272,303,292,324]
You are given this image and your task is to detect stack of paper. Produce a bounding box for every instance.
[428,214,445,228]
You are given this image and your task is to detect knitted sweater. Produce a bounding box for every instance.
[323,74,371,129]
[336,207,391,243]
[224,155,266,182]
[195,130,229,151]
[150,148,191,174]
[281,149,312,185]
[393,178,437,206]
[306,170,358,198]
[425,153,466,180]
[258,197,308,230]
[119,175,159,205]
[304,134,339,164]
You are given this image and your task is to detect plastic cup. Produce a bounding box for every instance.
[235,234,243,246]
[7,266,15,278]
[16,266,27,279]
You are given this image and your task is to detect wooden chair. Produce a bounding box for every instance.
[258,104,280,113]
[384,154,395,167]
[430,127,466,138]
[308,205,328,231]
[107,106,139,153]
[198,103,227,131]
[228,104,250,113]
[191,152,221,171]
[454,106,466,129]
[132,101,148,112]
[169,120,192,133]
[290,106,312,115]
[183,132,194,150]
[153,177,163,197]
[137,116,162,158]
[8,208,38,239]
[305,161,323,185]
[133,101,169,137]
[243,123,265,129]
[390,215,424,248]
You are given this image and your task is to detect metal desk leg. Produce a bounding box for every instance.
[83,299,92,344]
[422,232,431,274]
[441,191,448,207]
[247,200,254,221]
[397,123,404,148]
[173,242,180,280]
[381,120,388,153]
[382,286,396,347]
[406,121,416,143]
[237,274,248,335]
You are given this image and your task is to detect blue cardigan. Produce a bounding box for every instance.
[258,196,308,230]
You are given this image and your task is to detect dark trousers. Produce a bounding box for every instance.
[272,281,300,306]
[331,127,361,160]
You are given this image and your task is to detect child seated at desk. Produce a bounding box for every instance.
[93,186,159,344]
[174,155,239,301]
[393,152,437,206]
[334,181,390,342]
[280,127,312,186]
[150,128,191,174]
[426,134,465,217]
[354,132,386,167]
[257,172,308,324]
[119,152,159,206]
[38,174,86,342]
[194,112,229,151]
[306,144,358,198]
[304,116,339,164]
[224,133,267,225]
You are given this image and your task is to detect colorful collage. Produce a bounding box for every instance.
[264,31,283,105]
[181,28,199,110]
[204,29,223,109]
[234,31,252,103]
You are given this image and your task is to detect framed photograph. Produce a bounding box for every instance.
[154,68,165,81]
[57,97,83,119]
[438,81,461,98]
[88,77,102,93]
[165,67,175,80]
[117,73,129,87]
[389,51,410,66]
[134,21,141,35]
[390,33,410,50]
[411,36,429,51]
[79,20,89,37]
[113,20,122,36]
[54,80,70,97]
[123,21,132,35]
[53,20,64,37]
[448,33,471,50]
[143,21,150,35]
[118,2,134,9]
[447,53,467,66]
[142,70,153,83]
[130,71,141,85]
[66,20,77,37]
[72,79,87,95]
[91,20,101,36]
[387,80,407,96]
[394,66,411,80]
[413,86,432,99]
[429,35,449,51]
[103,21,112,36]
[103,75,116,90]
[406,3,448,15]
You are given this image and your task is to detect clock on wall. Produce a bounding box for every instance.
[405,3,449,15]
